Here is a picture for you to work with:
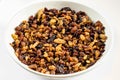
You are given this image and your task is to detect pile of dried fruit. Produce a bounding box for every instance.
[10,7,107,74]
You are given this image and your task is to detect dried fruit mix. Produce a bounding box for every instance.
[10,7,107,74]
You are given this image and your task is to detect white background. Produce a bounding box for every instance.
[0,0,120,80]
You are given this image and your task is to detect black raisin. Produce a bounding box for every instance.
[73,46,79,50]
[85,50,90,54]
[82,61,87,66]
[47,35,56,42]
[71,10,76,14]
[29,15,34,20]
[77,11,86,16]
[36,44,43,49]
[73,52,79,56]
[37,21,41,25]
[76,20,81,24]
[56,64,65,74]
[53,43,58,47]
[60,7,72,11]
[46,15,51,21]
[69,47,73,52]
[80,52,85,57]
[44,7,49,11]
[90,32,94,37]
[43,21,49,26]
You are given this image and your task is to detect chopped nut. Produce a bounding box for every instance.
[37,9,44,21]
[11,34,18,40]
[45,71,50,74]
[36,32,42,37]
[54,57,59,62]
[15,52,19,57]
[73,39,77,45]
[82,18,87,22]
[82,16,89,22]
[15,40,20,46]
[68,35,73,39]
[72,57,78,63]
[95,50,100,58]
[44,43,52,47]
[51,25,56,29]
[56,44,62,51]
[68,41,73,47]
[54,38,66,44]
[85,32,89,36]
[49,65,56,71]
[61,28,65,34]
[53,30,57,34]
[65,15,71,20]
[50,70,55,74]
[50,19,56,25]
[57,33,62,38]
[25,55,30,61]
[100,34,107,40]
[74,63,81,67]
[29,64,37,70]
[73,63,81,71]
[43,52,48,57]
[86,60,90,63]
[80,66,86,70]
[80,34,86,41]
[40,59,45,65]
[42,14,46,19]
[46,57,51,62]
[83,55,87,60]
[22,46,28,51]
[41,68,47,73]
[21,42,26,47]
[90,58,94,62]
[30,41,39,49]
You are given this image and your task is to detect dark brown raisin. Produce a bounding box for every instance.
[44,7,49,11]
[85,50,91,55]
[71,10,76,14]
[80,52,85,57]
[73,46,79,50]
[77,11,86,16]
[36,44,43,49]
[56,64,65,74]
[53,43,58,47]
[37,21,41,25]
[49,9,58,16]
[15,26,21,31]
[77,15,82,23]
[47,35,56,42]
[43,21,49,26]
[60,7,72,11]
[69,47,73,53]
[82,61,87,66]
[29,15,34,20]
[73,51,79,56]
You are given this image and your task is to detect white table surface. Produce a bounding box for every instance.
[0,0,120,80]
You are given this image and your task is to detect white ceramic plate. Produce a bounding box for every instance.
[5,0,113,79]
